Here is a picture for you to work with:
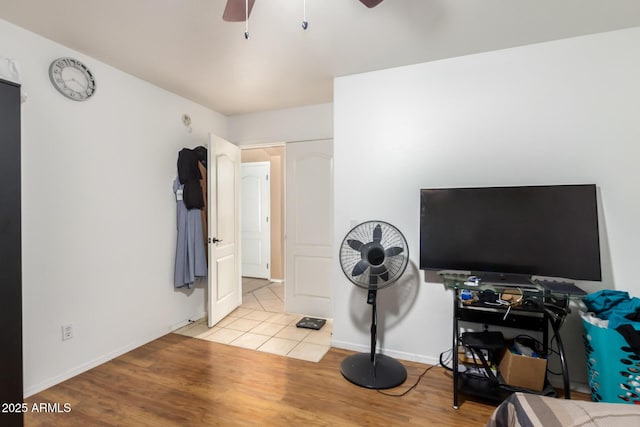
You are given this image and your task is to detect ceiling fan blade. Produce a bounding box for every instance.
[359,0,384,8]
[347,239,364,251]
[372,224,382,243]
[385,246,404,257]
[351,259,369,276]
[223,0,256,22]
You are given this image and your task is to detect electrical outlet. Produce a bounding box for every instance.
[62,324,73,341]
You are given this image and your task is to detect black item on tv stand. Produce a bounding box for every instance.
[472,272,533,285]
[468,272,586,296]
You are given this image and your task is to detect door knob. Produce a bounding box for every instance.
[211,237,222,244]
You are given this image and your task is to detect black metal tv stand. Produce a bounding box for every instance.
[440,272,578,409]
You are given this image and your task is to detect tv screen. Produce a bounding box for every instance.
[419,184,601,281]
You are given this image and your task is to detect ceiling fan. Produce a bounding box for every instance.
[223,0,385,22]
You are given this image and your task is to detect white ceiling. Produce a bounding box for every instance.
[2,0,640,115]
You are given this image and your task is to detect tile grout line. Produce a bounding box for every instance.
[174,278,331,361]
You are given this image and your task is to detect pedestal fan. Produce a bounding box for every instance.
[339,221,409,389]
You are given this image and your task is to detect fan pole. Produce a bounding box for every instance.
[340,289,407,389]
[369,289,377,363]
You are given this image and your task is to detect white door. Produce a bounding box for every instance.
[285,139,333,318]
[241,162,271,279]
[208,134,242,327]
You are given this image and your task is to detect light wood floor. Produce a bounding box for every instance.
[24,334,583,426]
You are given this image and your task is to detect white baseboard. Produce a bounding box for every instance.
[24,311,207,398]
[547,377,590,394]
[331,339,440,366]
[169,311,206,331]
[24,336,158,398]
[331,339,590,394]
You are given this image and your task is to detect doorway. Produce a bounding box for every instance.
[175,141,334,361]
[240,140,333,318]
[241,162,271,279]
[240,146,285,283]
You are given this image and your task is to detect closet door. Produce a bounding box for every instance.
[285,139,333,318]
[0,78,23,426]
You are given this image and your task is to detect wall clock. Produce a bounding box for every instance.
[48,57,96,101]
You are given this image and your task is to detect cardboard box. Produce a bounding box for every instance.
[498,348,547,391]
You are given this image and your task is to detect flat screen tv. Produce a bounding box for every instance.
[419,184,601,282]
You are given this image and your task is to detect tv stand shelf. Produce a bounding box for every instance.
[440,272,581,409]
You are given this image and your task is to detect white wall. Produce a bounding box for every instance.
[228,102,333,146]
[333,27,640,389]
[1,19,228,396]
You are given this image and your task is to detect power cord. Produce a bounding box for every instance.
[439,347,495,382]
[439,348,454,371]
[376,363,438,397]
[439,339,560,397]
[512,333,563,376]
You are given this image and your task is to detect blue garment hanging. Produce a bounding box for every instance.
[173,177,207,288]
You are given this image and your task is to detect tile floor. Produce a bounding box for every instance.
[173,278,332,363]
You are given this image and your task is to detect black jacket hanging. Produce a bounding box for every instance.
[177,148,204,209]
[194,145,207,168]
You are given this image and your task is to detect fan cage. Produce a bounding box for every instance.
[339,221,409,289]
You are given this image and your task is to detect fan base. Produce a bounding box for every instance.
[340,353,407,389]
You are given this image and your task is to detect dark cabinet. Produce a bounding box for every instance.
[0,78,23,426]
